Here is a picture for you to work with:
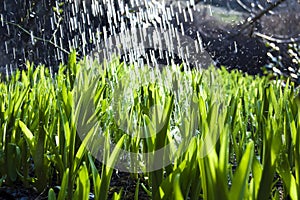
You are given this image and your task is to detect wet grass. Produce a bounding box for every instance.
[0,53,300,199]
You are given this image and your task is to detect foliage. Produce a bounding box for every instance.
[0,53,299,199]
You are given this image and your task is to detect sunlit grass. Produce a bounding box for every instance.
[0,53,299,199]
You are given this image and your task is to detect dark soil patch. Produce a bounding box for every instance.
[108,171,149,200]
[0,185,42,200]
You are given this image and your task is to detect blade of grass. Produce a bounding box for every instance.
[229,141,254,199]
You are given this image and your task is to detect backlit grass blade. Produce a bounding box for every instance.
[19,120,48,191]
[229,141,254,199]
[151,94,174,199]
[112,189,123,200]
[19,121,35,151]
[73,162,90,200]
[57,168,69,200]
[278,153,298,200]
[134,178,140,200]
[173,174,184,200]
[7,143,20,182]
[252,157,263,199]
[99,133,126,200]
[48,188,57,200]
[88,154,101,200]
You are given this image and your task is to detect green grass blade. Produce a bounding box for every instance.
[134,178,140,200]
[229,141,254,199]
[48,188,57,200]
[19,121,35,152]
[173,174,184,200]
[88,154,101,200]
[57,168,69,200]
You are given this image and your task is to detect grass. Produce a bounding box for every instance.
[0,51,299,199]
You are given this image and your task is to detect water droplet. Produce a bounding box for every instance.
[5,41,8,54]
[0,14,3,26]
[177,1,182,13]
[175,12,179,25]
[10,47,15,60]
[3,1,6,11]
[81,13,86,24]
[234,41,238,53]
[30,12,35,18]
[195,40,199,53]
[74,0,79,13]
[183,8,187,22]
[50,17,55,30]
[180,23,185,35]
[6,24,10,35]
[208,5,212,16]
[188,5,193,22]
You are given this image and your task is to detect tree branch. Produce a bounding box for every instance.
[253,32,300,43]
[233,0,287,36]
[0,18,70,54]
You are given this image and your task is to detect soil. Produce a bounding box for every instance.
[0,185,42,200]
[0,171,150,200]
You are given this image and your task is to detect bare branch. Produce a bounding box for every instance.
[253,32,300,43]
[0,18,70,55]
[233,0,287,36]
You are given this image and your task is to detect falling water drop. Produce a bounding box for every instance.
[197,32,203,53]
[234,41,238,54]
[183,8,187,22]
[3,1,6,11]
[0,14,4,26]
[5,65,9,79]
[81,13,86,24]
[190,0,195,7]
[188,5,193,22]
[4,41,8,54]
[208,5,212,16]
[36,48,39,58]
[195,40,199,53]
[74,0,79,13]
[60,25,64,38]
[180,23,185,35]
[186,46,190,59]
[13,48,16,59]
[50,17,55,30]
[177,1,182,14]
[6,24,10,36]
[175,12,179,25]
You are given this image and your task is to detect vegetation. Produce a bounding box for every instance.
[0,51,299,199]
